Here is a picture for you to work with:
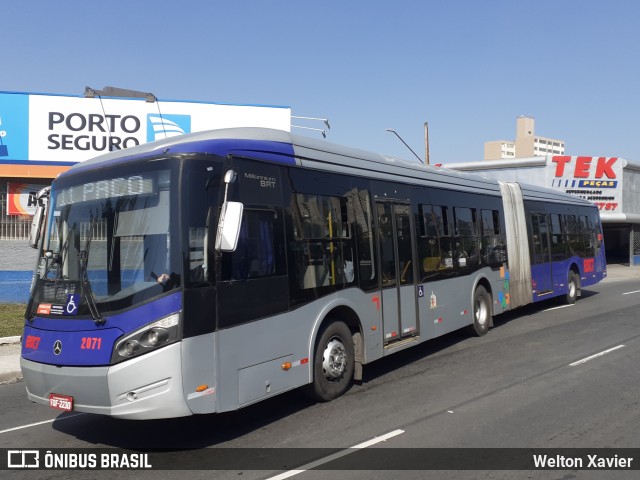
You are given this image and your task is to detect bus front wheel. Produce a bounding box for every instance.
[469,286,492,337]
[305,320,355,402]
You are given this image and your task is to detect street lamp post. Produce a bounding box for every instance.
[385,129,423,164]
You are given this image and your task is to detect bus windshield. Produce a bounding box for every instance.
[28,162,179,318]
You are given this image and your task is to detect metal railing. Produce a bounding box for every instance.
[0,183,32,240]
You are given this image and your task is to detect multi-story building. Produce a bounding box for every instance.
[485,116,565,160]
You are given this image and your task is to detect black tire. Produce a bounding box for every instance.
[565,270,579,305]
[469,286,492,337]
[305,320,354,402]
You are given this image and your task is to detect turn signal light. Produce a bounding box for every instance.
[281,362,292,371]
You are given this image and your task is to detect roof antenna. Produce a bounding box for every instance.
[84,87,117,151]
[291,115,330,138]
[291,125,326,138]
[84,86,159,147]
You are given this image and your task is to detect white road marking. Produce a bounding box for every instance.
[569,345,626,367]
[544,304,573,312]
[265,429,405,480]
[0,413,83,434]
[622,290,640,295]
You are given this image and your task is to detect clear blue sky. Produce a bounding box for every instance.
[2,0,639,164]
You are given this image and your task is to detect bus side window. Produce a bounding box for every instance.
[579,214,593,257]
[480,209,506,266]
[220,209,279,281]
[418,204,452,279]
[290,193,354,290]
[350,189,376,288]
[565,214,582,257]
[454,206,479,270]
[549,213,566,261]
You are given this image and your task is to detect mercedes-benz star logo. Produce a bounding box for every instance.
[53,340,62,355]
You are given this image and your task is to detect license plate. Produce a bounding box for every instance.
[49,393,74,412]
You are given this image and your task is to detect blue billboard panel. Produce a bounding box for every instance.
[0,93,29,160]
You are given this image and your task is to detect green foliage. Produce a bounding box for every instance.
[0,304,26,339]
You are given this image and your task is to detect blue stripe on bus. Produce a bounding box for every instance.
[22,291,182,366]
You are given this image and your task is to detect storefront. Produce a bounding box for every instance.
[444,155,640,266]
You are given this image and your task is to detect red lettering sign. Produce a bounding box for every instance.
[574,157,592,178]
[584,258,595,273]
[552,156,618,179]
[25,335,41,350]
[36,303,52,315]
[595,157,617,179]
[80,337,102,350]
[552,156,571,177]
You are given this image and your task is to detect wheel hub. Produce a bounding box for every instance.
[475,298,487,326]
[322,338,347,380]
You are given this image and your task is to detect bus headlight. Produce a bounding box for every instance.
[118,339,140,357]
[112,313,180,363]
[141,328,169,347]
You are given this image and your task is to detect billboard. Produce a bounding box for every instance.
[0,91,291,164]
[548,156,622,213]
[6,182,48,215]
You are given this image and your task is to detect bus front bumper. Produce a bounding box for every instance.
[20,342,192,420]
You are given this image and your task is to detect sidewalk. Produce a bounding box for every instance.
[0,339,21,384]
[1,265,639,384]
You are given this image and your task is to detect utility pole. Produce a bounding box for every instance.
[424,122,430,165]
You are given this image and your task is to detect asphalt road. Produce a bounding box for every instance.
[2,273,640,480]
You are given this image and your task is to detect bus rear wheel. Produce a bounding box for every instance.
[565,270,579,305]
[305,320,354,402]
[469,286,492,337]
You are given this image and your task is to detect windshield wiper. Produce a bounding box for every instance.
[26,249,65,322]
[80,218,105,325]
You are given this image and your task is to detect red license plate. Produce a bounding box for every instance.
[49,393,74,412]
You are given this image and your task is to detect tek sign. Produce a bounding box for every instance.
[0,92,291,163]
[549,156,622,212]
[552,156,617,179]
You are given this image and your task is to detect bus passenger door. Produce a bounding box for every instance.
[375,202,418,344]
[531,213,553,295]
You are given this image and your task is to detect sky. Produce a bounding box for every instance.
[2,0,639,164]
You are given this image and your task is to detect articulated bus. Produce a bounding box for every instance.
[21,128,606,419]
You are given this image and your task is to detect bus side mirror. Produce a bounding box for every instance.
[214,169,243,252]
[28,187,50,249]
[215,201,244,252]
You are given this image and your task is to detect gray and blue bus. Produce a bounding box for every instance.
[21,128,607,419]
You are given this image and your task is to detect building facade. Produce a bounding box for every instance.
[485,116,565,160]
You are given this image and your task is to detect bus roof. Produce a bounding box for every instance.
[60,127,593,206]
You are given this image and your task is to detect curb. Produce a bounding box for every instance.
[0,372,22,385]
[0,338,22,384]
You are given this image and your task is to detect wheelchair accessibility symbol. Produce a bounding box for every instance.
[65,294,80,315]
